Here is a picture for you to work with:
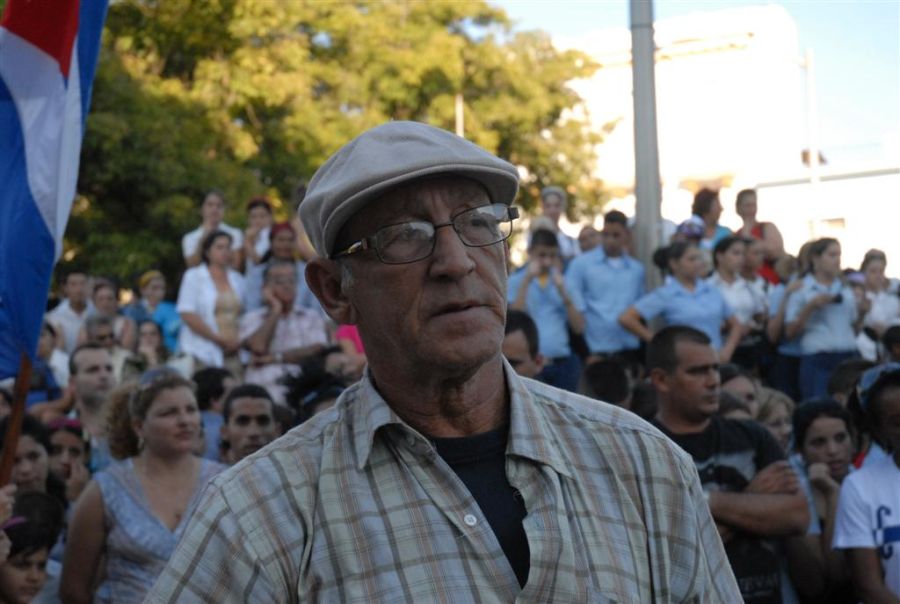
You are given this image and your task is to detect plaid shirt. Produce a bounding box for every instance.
[146,364,739,603]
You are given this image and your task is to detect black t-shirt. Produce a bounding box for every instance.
[431,426,530,587]
[653,416,785,604]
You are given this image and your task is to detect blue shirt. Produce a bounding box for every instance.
[565,249,644,353]
[785,274,858,354]
[767,284,802,356]
[633,278,734,348]
[123,301,181,353]
[507,267,571,358]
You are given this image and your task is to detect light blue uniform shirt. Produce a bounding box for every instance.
[565,249,644,353]
[768,284,802,356]
[508,267,571,358]
[633,278,734,348]
[784,274,857,354]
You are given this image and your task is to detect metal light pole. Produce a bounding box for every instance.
[630,0,663,290]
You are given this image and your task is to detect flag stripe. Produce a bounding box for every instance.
[0,0,79,79]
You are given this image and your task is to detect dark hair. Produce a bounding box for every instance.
[56,265,88,287]
[203,189,225,206]
[647,325,711,373]
[263,258,298,283]
[529,228,560,251]
[851,368,900,452]
[69,342,108,376]
[884,325,900,352]
[809,237,839,262]
[735,188,756,207]
[46,418,90,461]
[792,399,852,452]
[84,315,114,340]
[827,358,876,398]
[860,249,887,272]
[719,363,753,386]
[5,492,64,559]
[691,188,719,217]
[192,367,233,411]
[712,236,744,269]
[719,391,751,416]
[223,384,274,424]
[603,210,628,228]
[246,196,273,214]
[92,279,116,297]
[580,360,630,405]
[653,241,697,274]
[0,415,52,455]
[629,381,658,420]
[200,229,233,264]
[505,309,540,358]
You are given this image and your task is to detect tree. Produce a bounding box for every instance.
[69,0,604,289]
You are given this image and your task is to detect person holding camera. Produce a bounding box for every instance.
[785,238,864,400]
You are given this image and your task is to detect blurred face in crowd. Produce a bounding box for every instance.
[206,234,233,268]
[89,324,116,351]
[762,402,792,453]
[502,329,543,379]
[541,193,564,224]
[702,196,723,225]
[717,241,745,276]
[0,547,50,604]
[736,193,757,222]
[92,284,118,316]
[70,348,114,400]
[653,341,721,424]
[601,222,628,258]
[248,204,273,231]
[329,177,509,377]
[744,239,764,273]
[266,263,298,308]
[138,321,163,351]
[140,277,166,307]
[864,257,887,291]
[873,385,900,459]
[134,386,200,457]
[12,435,49,493]
[63,273,88,307]
[812,242,842,278]
[270,228,297,260]
[799,416,852,483]
[37,325,55,360]
[49,429,88,482]
[722,376,759,417]
[578,226,601,253]
[529,244,559,277]
[222,397,277,463]
[201,192,225,225]
[670,245,704,283]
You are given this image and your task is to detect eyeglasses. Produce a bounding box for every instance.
[857,362,900,408]
[332,204,519,265]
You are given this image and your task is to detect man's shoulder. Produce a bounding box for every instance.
[712,416,780,454]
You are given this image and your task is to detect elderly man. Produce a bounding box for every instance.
[147,121,740,602]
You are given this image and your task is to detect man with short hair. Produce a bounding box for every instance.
[566,210,645,371]
[68,343,116,472]
[648,325,809,604]
[220,384,278,465]
[83,315,131,381]
[502,309,543,379]
[149,121,740,602]
[537,185,579,261]
[47,268,92,354]
[509,229,585,391]
[239,259,330,405]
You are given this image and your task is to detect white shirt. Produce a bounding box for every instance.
[181,223,244,260]
[47,300,93,354]
[176,265,245,367]
[707,273,766,326]
[833,454,900,597]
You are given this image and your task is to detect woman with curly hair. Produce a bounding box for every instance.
[60,370,224,604]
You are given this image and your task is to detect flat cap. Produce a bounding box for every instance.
[299,121,520,257]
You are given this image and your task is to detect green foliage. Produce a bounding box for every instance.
[71,0,605,289]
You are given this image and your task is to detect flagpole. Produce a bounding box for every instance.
[0,353,31,485]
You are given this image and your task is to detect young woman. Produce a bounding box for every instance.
[619,241,742,362]
[833,364,900,601]
[735,188,784,284]
[857,249,900,361]
[121,320,170,382]
[61,371,224,604]
[242,222,319,313]
[46,418,91,506]
[0,492,65,604]
[756,387,795,454]
[785,238,861,400]
[0,416,66,508]
[122,270,181,353]
[176,230,245,375]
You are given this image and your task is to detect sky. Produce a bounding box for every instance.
[492,0,900,166]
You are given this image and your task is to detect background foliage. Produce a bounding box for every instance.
[58,0,605,290]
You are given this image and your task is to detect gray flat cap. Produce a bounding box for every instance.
[299,121,520,257]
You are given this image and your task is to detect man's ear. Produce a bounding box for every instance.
[648,367,670,395]
[534,352,545,373]
[305,258,357,325]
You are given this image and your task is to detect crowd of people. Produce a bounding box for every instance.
[0,128,896,602]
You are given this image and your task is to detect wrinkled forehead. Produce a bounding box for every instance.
[336,175,490,245]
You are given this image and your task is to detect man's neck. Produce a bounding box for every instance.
[68,299,87,313]
[78,401,106,438]
[654,407,711,435]
[370,356,508,438]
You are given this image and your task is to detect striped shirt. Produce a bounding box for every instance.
[146,364,740,603]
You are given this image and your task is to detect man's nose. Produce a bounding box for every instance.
[429,225,475,278]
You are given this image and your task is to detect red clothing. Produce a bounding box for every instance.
[750,223,780,284]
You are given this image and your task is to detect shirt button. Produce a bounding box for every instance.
[463,514,477,527]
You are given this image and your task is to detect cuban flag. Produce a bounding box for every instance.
[0,0,108,380]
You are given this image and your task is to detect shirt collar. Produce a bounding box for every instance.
[350,360,573,478]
